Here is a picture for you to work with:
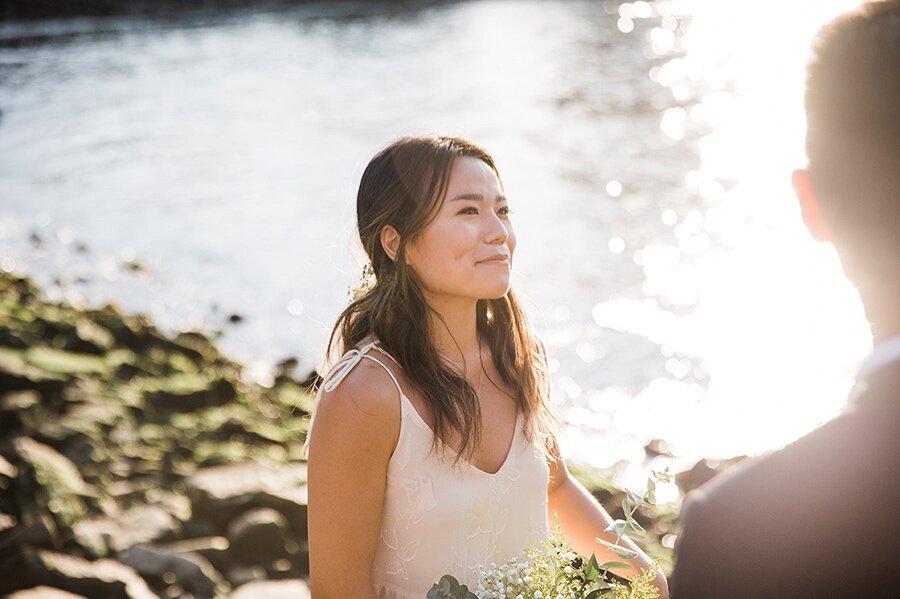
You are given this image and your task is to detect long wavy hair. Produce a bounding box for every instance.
[314,135,562,469]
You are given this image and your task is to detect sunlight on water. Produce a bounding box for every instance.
[570,0,871,482]
[0,1,876,487]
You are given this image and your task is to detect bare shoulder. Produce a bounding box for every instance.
[312,355,402,454]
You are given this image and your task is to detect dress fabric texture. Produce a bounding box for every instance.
[313,340,551,599]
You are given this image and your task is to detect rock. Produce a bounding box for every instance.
[6,586,87,598]
[0,512,16,533]
[17,549,160,599]
[231,579,311,599]
[119,545,227,599]
[0,451,19,481]
[149,491,192,524]
[185,462,307,535]
[226,508,294,567]
[23,347,111,377]
[224,565,266,588]
[643,438,673,459]
[275,356,299,376]
[269,380,314,416]
[74,318,115,353]
[36,400,127,466]
[0,513,54,554]
[0,347,68,388]
[1,389,40,434]
[13,437,96,527]
[154,537,230,577]
[73,505,181,556]
[60,378,101,403]
[142,374,236,413]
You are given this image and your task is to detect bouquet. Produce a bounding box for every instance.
[426,471,669,599]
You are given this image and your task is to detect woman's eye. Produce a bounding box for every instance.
[459,207,479,215]
[498,206,512,216]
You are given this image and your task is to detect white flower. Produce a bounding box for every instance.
[563,565,572,574]
[534,592,543,599]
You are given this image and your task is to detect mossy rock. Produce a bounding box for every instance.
[12,437,96,529]
[141,373,236,413]
[0,347,68,383]
[74,319,115,353]
[24,347,111,377]
[269,381,314,415]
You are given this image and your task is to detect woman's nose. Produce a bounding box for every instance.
[485,212,509,244]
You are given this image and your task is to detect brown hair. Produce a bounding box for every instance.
[321,135,562,468]
[804,0,900,246]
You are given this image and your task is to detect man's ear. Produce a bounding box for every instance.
[792,168,831,242]
[380,225,401,261]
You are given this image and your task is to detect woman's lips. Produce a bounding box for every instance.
[478,256,510,265]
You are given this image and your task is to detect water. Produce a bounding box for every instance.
[0,0,871,493]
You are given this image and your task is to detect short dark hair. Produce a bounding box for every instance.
[804,0,900,236]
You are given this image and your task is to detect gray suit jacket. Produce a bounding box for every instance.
[670,360,900,598]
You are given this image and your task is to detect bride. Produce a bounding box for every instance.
[303,135,668,598]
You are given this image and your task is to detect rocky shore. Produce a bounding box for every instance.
[1,272,316,598]
[0,270,734,597]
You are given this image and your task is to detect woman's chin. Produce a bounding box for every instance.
[479,284,511,300]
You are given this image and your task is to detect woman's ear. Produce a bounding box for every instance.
[380,225,401,261]
[792,168,831,242]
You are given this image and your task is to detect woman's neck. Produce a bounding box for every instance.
[424,294,482,374]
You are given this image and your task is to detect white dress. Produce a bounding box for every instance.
[309,339,551,598]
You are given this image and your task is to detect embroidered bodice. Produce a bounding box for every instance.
[307,339,551,598]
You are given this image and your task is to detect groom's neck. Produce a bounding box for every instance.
[863,290,900,346]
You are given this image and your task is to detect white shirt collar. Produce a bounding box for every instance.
[856,335,900,381]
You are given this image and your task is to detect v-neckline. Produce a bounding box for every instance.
[399,391,519,477]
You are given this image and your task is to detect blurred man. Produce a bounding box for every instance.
[670,2,900,598]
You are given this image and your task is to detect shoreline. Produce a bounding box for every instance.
[0,0,452,23]
[1,269,739,595]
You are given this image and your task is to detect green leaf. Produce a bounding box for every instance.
[605,519,629,536]
[590,579,614,592]
[626,489,643,504]
[597,538,639,560]
[427,575,462,599]
[584,553,601,581]
[625,516,646,536]
[652,467,673,483]
[623,498,635,520]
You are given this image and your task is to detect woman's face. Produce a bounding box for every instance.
[405,156,516,303]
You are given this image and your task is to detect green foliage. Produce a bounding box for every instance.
[427,575,478,599]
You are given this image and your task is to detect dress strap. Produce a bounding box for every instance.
[302,340,402,460]
[320,339,403,397]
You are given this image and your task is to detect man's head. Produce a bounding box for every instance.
[792,0,900,335]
